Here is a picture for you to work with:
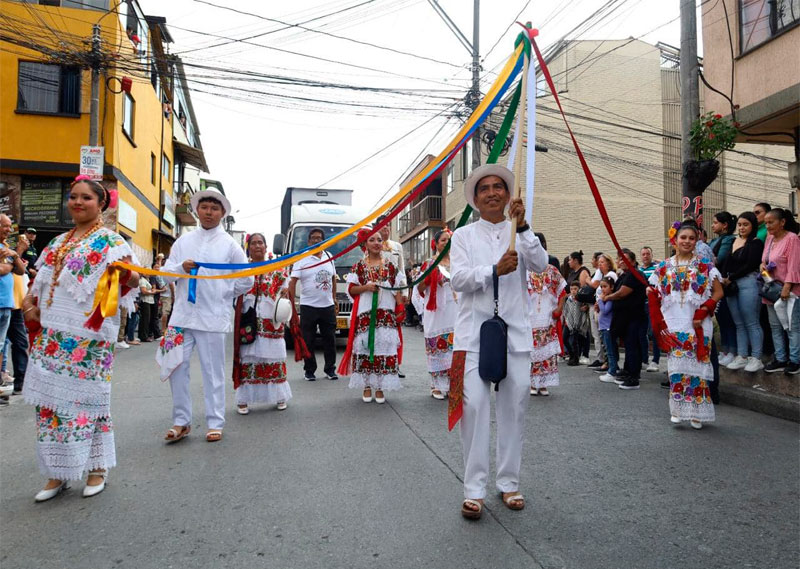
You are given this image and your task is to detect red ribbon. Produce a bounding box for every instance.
[531,37,647,286]
[424,267,440,312]
[337,287,360,376]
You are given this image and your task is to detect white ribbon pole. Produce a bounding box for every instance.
[506,57,538,227]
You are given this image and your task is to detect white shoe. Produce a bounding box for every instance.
[362,389,373,403]
[598,373,617,383]
[718,353,735,366]
[726,355,747,370]
[116,341,130,349]
[35,481,69,502]
[538,387,550,396]
[530,387,539,396]
[236,405,249,415]
[690,419,703,430]
[431,389,445,400]
[744,357,764,373]
[646,362,660,373]
[276,401,287,411]
[670,416,681,424]
[374,391,386,404]
[82,473,106,498]
[579,357,590,365]
[0,383,12,397]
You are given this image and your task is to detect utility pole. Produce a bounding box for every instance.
[428,0,481,169]
[89,24,101,146]
[679,0,701,224]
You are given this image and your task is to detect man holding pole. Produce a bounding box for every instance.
[450,164,547,519]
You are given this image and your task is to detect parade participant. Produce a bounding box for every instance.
[160,188,253,443]
[233,234,292,414]
[649,221,722,429]
[22,176,140,500]
[289,227,338,381]
[450,164,547,520]
[376,214,407,378]
[416,228,457,400]
[338,228,405,404]
[527,244,566,397]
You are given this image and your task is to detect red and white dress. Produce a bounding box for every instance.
[415,260,458,393]
[233,271,292,406]
[527,265,566,388]
[344,259,405,391]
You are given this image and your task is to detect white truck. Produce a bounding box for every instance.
[272,188,366,340]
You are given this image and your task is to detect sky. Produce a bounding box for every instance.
[137,0,694,238]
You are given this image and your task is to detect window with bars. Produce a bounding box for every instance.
[17,62,81,115]
[740,0,800,52]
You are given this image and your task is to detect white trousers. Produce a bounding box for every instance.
[169,329,227,430]
[460,351,530,500]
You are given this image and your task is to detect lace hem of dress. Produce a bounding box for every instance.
[36,433,116,481]
[430,371,450,392]
[23,364,111,419]
[235,381,293,406]
[530,370,559,388]
[668,399,715,422]
[426,352,453,374]
[348,372,402,392]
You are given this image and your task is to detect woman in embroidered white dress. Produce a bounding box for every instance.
[649,222,722,429]
[233,233,292,414]
[528,264,566,396]
[22,177,139,501]
[416,229,458,400]
[338,230,405,404]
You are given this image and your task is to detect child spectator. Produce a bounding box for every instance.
[596,277,619,382]
[564,282,590,366]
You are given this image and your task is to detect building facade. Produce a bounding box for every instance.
[0,0,209,265]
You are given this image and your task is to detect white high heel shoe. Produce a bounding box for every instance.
[35,481,68,502]
[83,472,107,498]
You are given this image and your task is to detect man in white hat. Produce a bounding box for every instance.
[160,188,253,443]
[450,164,548,519]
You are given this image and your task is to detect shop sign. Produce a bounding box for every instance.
[21,180,64,226]
[80,146,105,181]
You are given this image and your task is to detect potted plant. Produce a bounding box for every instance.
[685,112,738,192]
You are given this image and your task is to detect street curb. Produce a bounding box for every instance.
[720,383,800,423]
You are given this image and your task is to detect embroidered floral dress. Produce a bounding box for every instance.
[650,256,721,423]
[528,265,566,388]
[345,259,406,391]
[23,228,138,481]
[417,259,458,393]
[233,271,292,406]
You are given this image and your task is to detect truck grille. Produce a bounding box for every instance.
[337,298,353,314]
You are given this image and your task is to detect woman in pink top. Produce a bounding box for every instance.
[760,208,800,375]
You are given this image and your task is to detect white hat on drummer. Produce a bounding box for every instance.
[462,164,515,210]
[190,187,232,216]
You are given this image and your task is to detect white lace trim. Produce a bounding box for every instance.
[240,338,287,360]
[348,372,402,391]
[430,373,450,392]
[23,363,111,419]
[37,431,116,481]
[427,351,453,374]
[668,399,715,422]
[531,340,561,362]
[352,328,400,356]
[58,237,137,305]
[531,371,559,388]
[235,381,292,406]
[666,355,714,382]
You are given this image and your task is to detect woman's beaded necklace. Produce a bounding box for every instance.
[47,218,104,307]
[671,253,696,307]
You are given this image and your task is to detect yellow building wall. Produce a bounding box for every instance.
[0,0,173,260]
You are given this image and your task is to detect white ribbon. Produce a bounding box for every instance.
[506,59,537,225]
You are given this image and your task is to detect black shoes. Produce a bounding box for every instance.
[619,378,640,390]
[587,360,602,368]
[785,362,800,375]
[304,372,317,381]
[660,380,670,389]
[764,360,787,373]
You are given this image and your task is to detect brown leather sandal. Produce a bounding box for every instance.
[206,429,223,442]
[164,425,190,443]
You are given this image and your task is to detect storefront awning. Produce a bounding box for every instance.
[172,140,208,172]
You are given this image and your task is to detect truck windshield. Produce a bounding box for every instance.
[289,226,364,272]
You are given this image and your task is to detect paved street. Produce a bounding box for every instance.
[1,328,798,569]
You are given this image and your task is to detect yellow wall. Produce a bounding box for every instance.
[0,0,173,257]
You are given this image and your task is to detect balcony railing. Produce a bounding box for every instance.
[398,195,442,236]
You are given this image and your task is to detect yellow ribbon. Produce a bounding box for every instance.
[85,267,121,321]
[107,44,524,282]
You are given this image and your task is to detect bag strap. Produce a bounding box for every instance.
[492,265,499,316]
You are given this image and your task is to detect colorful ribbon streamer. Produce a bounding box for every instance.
[368,291,379,362]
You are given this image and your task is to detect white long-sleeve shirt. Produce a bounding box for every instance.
[163,224,254,333]
[451,218,548,353]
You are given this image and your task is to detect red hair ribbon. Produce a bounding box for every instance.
[357,227,372,252]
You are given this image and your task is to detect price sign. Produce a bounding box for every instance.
[80,146,105,181]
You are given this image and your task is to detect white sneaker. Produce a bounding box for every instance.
[744,357,764,373]
[718,353,735,366]
[0,383,12,397]
[116,341,130,349]
[579,357,590,365]
[646,362,660,373]
[726,355,747,370]
[598,373,617,383]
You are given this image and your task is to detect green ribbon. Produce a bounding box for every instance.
[378,79,523,291]
[368,289,379,362]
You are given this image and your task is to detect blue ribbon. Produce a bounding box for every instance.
[187,266,199,304]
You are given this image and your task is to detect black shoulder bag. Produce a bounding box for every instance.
[238,277,261,345]
[479,266,508,390]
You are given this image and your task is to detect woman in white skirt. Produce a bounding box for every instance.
[338,229,405,404]
[233,233,292,414]
[415,229,458,400]
[528,263,566,396]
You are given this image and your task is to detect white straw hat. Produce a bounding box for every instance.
[272,297,292,325]
[462,164,515,210]
[190,188,232,216]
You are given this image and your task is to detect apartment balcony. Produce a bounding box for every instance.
[397,195,443,238]
[174,181,196,226]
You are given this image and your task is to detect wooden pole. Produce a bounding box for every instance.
[509,48,530,251]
